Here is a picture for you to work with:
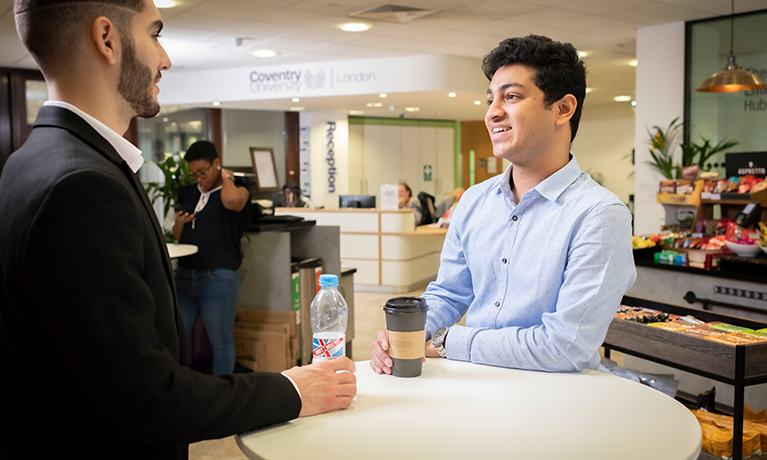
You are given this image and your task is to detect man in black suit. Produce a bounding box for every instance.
[0,0,356,458]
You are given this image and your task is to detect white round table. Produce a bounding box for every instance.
[166,243,197,259]
[237,359,701,460]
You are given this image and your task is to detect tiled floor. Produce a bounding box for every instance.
[189,285,428,459]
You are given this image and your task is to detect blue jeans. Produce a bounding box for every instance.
[175,267,239,375]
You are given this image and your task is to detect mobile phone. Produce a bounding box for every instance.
[173,202,185,213]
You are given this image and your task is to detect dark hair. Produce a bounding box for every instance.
[283,180,300,193]
[14,0,144,77]
[482,34,586,142]
[399,183,412,199]
[184,140,218,163]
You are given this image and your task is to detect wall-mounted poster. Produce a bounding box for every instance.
[250,147,279,192]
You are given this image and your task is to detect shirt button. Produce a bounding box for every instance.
[512,216,518,221]
[502,258,507,264]
[495,301,500,307]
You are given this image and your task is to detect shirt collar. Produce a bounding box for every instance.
[43,101,144,173]
[498,155,583,204]
[534,155,583,202]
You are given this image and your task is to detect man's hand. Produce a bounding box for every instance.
[370,330,442,374]
[369,329,393,374]
[425,339,440,358]
[282,357,357,417]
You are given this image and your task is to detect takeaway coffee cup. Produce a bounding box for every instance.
[383,297,429,377]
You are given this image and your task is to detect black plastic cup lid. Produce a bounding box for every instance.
[383,296,429,314]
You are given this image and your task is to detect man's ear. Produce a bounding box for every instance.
[554,94,577,127]
[91,16,120,66]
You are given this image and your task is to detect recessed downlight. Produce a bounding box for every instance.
[474,100,481,105]
[366,102,383,107]
[292,97,300,102]
[405,107,420,112]
[349,110,365,115]
[290,107,305,111]
[578,51,588,58]
[341,23,370,32]
[212,101,221,106]
[614,95,632,102]
[379,93,387,98]
[448,92,456,98]
[585,87,593,94]
[153,0,176,8]
[629,59,638,67]
[253,49,279,58]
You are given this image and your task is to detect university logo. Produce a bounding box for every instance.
[304,68,327,90]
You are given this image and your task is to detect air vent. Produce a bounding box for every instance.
[349,4,435,23]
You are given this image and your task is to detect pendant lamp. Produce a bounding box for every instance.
[696,0,767,93]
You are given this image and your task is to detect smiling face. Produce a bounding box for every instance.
[118,0,171,118]
[484,64,563,167]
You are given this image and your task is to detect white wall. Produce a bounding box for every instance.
[572,103,635,204]
[348,123,455,201]
[221,109,286,185]
[300,112,349,209]
[634,22,686,236]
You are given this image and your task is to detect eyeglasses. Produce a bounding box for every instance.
[190,163,214,180]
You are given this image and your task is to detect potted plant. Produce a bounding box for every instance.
[144,154,195,242]
[647,117,683,179]
[646,117,738,180]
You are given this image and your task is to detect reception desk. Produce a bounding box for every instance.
[274,208,447,293]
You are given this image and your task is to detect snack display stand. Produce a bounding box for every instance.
[603,296,767,460]
[657,180,767,225]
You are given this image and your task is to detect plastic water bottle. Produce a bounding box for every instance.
[310,274,348,362]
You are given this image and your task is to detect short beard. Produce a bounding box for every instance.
[117,33,161,119]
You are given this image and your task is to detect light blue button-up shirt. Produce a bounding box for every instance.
[424,157,636,372]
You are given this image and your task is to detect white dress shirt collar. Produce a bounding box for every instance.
[44,101,144,173]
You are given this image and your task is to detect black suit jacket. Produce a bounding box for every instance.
[0,106,300,459]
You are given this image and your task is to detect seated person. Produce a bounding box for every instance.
[371,35,636,374]
[273,181,306,208]
[435,187,465,221]
[398,183,422,226]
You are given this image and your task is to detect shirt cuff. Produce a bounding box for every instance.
[445,325,486,362]
[280,372,302,401]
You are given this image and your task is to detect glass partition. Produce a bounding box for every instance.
[686,9,767,173]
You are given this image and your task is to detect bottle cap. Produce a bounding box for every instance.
[319,274,338,287]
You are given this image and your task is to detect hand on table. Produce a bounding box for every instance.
[370,329,442,375]
[174,210,195,224]
[282,357,357,417]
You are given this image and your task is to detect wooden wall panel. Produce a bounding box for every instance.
[460,120,497,189]
[285,111,299,186]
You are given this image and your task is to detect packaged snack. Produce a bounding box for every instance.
[708,322,756,334]
[648,320,695,331]
[678,324,729,339]
[677,180,694,194]
[725,221,760,245]
[705,333,767,345]
[659,180,677,194]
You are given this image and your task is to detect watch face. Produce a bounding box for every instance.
[433,327,447,345]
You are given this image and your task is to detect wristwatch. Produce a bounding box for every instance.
[432,326,449,358]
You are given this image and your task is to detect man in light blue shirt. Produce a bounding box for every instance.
[371,35,636,373]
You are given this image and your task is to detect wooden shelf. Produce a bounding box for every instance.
[657,180,767,224]
[603,296,767,460]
